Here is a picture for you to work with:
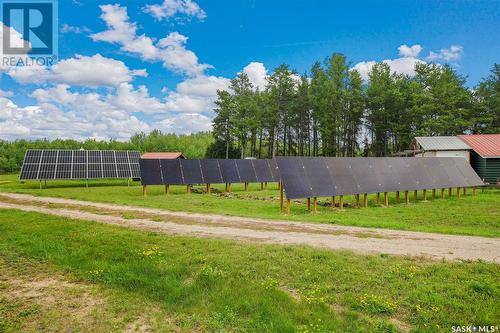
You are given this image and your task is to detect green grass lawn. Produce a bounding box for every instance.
[0,209,498,332]
[0,173,499,237]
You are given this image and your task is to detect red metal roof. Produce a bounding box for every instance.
[141,152,185,159]
[458,134,500,158]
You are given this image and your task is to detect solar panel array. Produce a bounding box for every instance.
[20,150,141,180]
[275,157,484,199]
[139,159,278,185]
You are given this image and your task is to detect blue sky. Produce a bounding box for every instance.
[1,0,499,140]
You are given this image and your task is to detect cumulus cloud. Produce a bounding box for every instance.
[163,75,230,113]
[241,62,268,90]
[352,57,425,81]
[352,43,462,81]
[143,0,206,21]
[398,44,422,58]
[427,45,463,62]
[6,54,147,87]
[90,4,211,76]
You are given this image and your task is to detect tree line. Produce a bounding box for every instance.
[211,55,499,159]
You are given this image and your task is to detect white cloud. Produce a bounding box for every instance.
[6,54,147,87]
[156,113,212,134]
[163,75,230,113]
[0,86,152,141]
[60,24,91,34]
[427,45,463,62]
[352,44,464,81]
[143,0,206,21]
[91,4,210,76]
[398,44,422,58]
[0,90,13,98]
[242,62,268,90]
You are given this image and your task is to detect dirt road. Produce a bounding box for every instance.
[0,193,498,263]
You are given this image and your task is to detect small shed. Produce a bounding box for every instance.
[410,136,472,161]
[141,152,186,159]
[458,134,500,184]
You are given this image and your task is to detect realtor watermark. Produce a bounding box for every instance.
[1,0,58,66]
[451,325,499,332]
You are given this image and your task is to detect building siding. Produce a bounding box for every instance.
[471,151,500,184]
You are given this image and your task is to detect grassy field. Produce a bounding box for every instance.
[1,174,499,237]
[0,209,498,332]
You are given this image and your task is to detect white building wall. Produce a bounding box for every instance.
[415,150,470,161]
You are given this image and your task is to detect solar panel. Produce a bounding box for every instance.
[180,159,204,184]
[72,163,87,179]
[326,158,362,195]
[235,159,257,183]
[275,157,313,199]
[55,163,72,179]
[252,159,274,182]
[39,163,56,180]
[139,159,163,185]
[301,157,336,197]
[19,163,39,180]
[268,159,280,181]
[219,159,240,183]
[200,159,223,184]
[453,158,484,187]
[160,159,184,185]
[276,157,484,200]
[88,163,103,179]
[25,150,42,164]
[20,149,140,181]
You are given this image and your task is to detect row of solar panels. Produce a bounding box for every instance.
[20,150,141,180]
[140,159,279,185]
[275,157,484,199]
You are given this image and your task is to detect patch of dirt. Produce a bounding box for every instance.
[0,193,499,263]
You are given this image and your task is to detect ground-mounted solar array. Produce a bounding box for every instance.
[275,157,484,200]
[139,159,278,186]
[19,150,141,180]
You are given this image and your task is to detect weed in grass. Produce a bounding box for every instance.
[357,294,398,314]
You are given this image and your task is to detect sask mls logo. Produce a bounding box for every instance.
[2,0,57,57]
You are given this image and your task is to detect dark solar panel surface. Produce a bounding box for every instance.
[268,159,280,181]
[180,159,204,184]
[160,160,184,185]
[219,159,240,183]
[453,158,484,186]
[302,157,335,197]
[139,159,163,185]
[252,159,274,182]
[235,160,257,183]
[276,157,484,199]
[275,157,313,199]
[200,159,223,184]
